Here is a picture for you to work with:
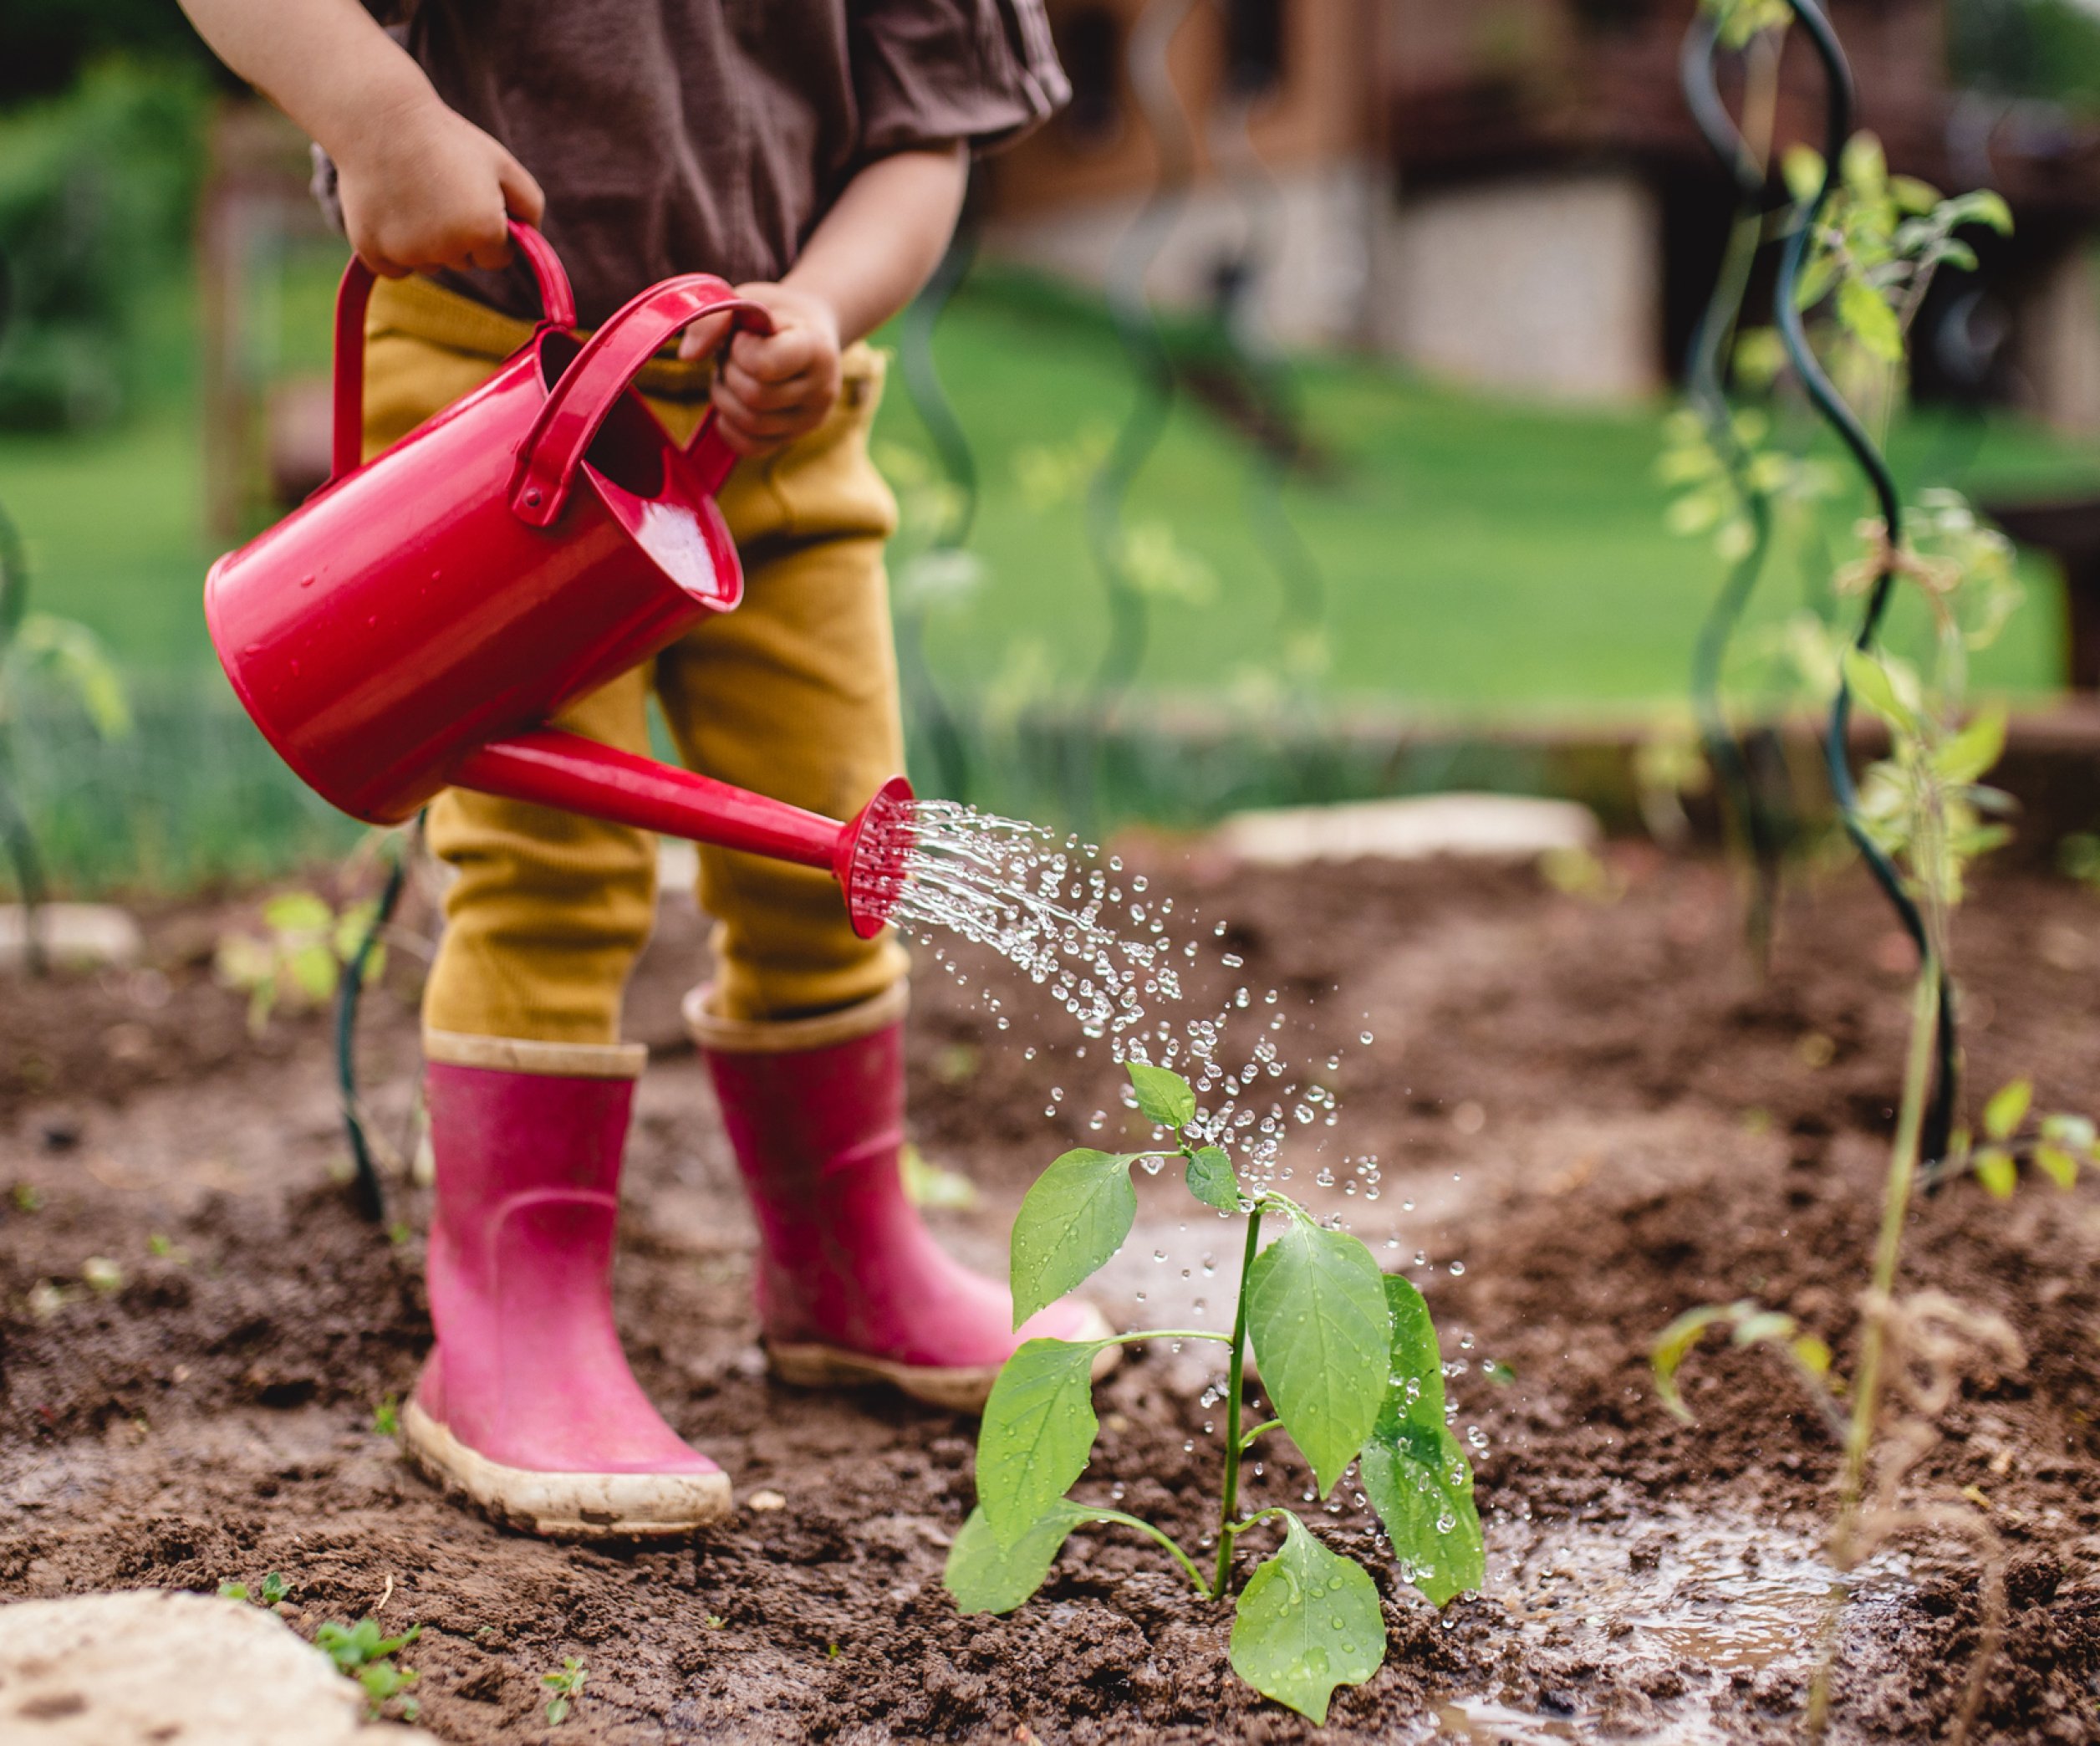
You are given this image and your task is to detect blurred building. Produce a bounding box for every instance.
[977,0,2100,423]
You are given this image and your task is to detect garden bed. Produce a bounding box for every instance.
[0,844,2094,1743]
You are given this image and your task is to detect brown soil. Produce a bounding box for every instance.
[1,844,2095,1743]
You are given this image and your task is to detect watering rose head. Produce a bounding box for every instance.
[833,777,917,939]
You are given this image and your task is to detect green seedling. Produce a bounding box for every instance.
[1653,112,2041,1738]
[370,1395,400,1437]
[12,1184,43,1212]
[542,1657,587,1725]
[217,1571,288,1606]
[316,1618,421,1721]
[213,890,385,1036]
[945,1060,1481,1723]
[1949,1080,2097,1197]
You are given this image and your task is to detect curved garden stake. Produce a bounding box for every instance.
[894,223,981,803]
[334,823,417,1225]
[1775,0,1956,1164]
[1679,8,1788,965]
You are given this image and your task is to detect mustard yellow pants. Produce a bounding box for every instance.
[361,274,910,1041]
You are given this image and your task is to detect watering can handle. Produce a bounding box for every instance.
[329,220,578,482]
[508,277,772,528]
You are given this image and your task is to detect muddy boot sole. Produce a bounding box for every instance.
[767,1304,1121,1413]
[401,1401,732,1539]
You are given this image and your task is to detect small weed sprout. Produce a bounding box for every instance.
[315,1617,421,1721]
[217,1571,288,1606]
[542,1656,587,1725]
[214,891,385,1036]
[370,1395,400,1438]
[945,1060,1482,1723]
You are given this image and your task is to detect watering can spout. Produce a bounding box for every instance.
[457,732,915,939]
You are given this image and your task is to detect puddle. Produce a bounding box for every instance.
[1423,1505,1910,1743]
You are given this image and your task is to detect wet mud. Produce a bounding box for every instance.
[1,845,2095,1742]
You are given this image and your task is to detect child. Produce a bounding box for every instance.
[179,0,1108,1538]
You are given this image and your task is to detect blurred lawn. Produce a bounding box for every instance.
[7,262,2098,710]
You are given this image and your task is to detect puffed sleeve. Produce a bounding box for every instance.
[854,0,1072,158]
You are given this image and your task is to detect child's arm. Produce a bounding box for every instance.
[689,146,969,458]
[177,0,543,278]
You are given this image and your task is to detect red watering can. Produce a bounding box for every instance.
[205,223,912,937]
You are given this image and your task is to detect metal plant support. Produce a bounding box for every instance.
[1776,0,1958,1162]
[1680,11,1789,965]
[334,825,415,1225]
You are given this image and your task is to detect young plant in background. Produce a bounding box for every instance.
[213,889,385,1035]
[945,1061,1482,1723]
[1653,12,2068,1729]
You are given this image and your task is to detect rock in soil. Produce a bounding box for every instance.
[0,1590,428,1742]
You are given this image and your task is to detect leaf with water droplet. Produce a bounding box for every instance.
[975,1338,1105,1546]
[1358,1278,1482,1606]
[1229,1513,1384,1723]
[1246,1217,1390,1496]
[945,1501,1090,1615]
[1125,1061,1195,1130]
[1184,1145,1241,1213]
[1009,1149,1139,1327]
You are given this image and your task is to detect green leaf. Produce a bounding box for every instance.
[1933,707,2007,786]
[1008,1150,1138,1327]
[1889,174,1943,214]
[1358,1275,1482,1606]
[1184,1146,1241,1212]
[976,1338,1104,1544]
[1650,1303,1735,1423]
[1944,189,2014,236]
[263,891,332,935]
[2041,1112,2097,1156]
[1360,1422,1483,1608]
[1125,1061,1195,1130]
[1379,1274,1445,1439]
[1837,278,1904,363]
[1246,1218,1391,1496]
[1982,1080,2031,1142]
[945,1502,1088,1615]
[2034,1143,2079,1191]
[1228,1514,1384,1724]
[1841,647,1914,732]
[1782,143,1826,203]
[1974,1146,2017,1199]
[288,942,340,1002]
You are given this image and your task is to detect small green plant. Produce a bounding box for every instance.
[945,1061,1481,1723]
[218,1571,288,1606]
[213,891,385,1035]
[542,1657,587,1725]
[1949,1079,2096,1197]
[316,1617,421,1721]
[370,1395,400,1437]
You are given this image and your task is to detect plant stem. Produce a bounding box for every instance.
[1210,1206,1265,1600]
[1806,959,1940,1740]
[1083,1509,1211,1595]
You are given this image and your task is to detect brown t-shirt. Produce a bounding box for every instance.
[350,1,1067,324]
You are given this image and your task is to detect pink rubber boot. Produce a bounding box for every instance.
[686,984,1115,1412]
[402,1032,731,1536]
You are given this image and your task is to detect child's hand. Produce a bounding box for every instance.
[334,86,544,279]
[682,283,843,458]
